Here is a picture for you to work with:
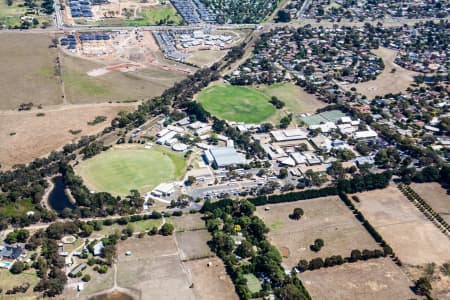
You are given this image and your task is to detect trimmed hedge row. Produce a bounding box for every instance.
[248,187,338,206]
[247,172,392,207]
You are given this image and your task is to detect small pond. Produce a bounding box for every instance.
[48,176,75,212]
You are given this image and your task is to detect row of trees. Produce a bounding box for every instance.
[297,248,387,272]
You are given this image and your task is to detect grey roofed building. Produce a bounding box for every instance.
[0,245,23,259]
[206,147,246,167]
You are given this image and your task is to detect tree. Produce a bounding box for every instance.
[82,274,91,282]
[276,9,291,23]
[10,261,25,274]
[290,208,304,220]
[279,168,288,179]
[311,239,324,252]
[297,259,309,272]
[349,249,362,262]
[279,115,292,129]
[413,277,432,296]
[279,283,305,300]
[186,176,196,186]
[160,223,174,236]
[235,240,254,258]
[308,257,324,270]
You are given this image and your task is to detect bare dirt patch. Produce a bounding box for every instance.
[299,258,416,300]
[411,182,450,223]
[343,47,418,100]
[255,196,380,269]
[0,103,135,169]
[354,185,450,265]
[0,32,63,110]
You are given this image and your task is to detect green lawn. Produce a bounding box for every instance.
[0,198,35,218]
[75,146,187,196]
[196,84,276,123]
[76,5,182,26]
[243,274,262,294]
[126,6,183,26]
[255,82,326,115]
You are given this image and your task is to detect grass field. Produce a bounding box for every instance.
[255,83,326,115]
[0,103,135,169]
[0,198,34,218]
[343,48,418,100]
[61,54,185,104]
[411,182,450,223]
[125,6,183,26]
[299,258,416,300]
[0,269,40,299]
[243,274,262,294]
[75,146,187,196]
[0,0,51,28]
[255,196,380,269]
[112,217,237,300]
[196,84,276,123]
[353,185,450,265]
[0,32,62,110]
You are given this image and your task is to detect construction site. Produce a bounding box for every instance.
[59,29,196,77]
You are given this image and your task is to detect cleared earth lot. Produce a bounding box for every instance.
[353,185,450,265]
[255,196,380,269]
[299,258,416,300]
[411,182,450,223]
[0,103,135,169]
[0,32,63,110]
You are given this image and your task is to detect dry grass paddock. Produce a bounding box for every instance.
[0,103,135,169]
[175,230,214,261]
[105,214,237,300]
[411,182,450,223]
[343,47,418,100]
[255,196,380,269]
[353,185,450,265]
[61,53,186,104]
[0,32,63,110]
[299,258,416,300]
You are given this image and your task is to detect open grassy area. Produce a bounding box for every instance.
[0,103,135,169]
[243,274,262,294]
[0,269,40,299]
[0,32,63,110]
[125,6,183,26]
[75,145,187,196]
[196,84,276,123]
[299,258,416,300]
[354,185,450,265]
[61,54,186,104]
[0,198,35,218]
[0,0,51,28]
[255,83,326,114]
[255,196,380,269]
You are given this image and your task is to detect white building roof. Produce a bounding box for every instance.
[354,130,378,139]
[208,147,246,167]
[271,129,308,142]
